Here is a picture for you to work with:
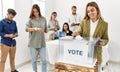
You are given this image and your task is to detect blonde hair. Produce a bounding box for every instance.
[50,12,57,21]
[84,2,103,20]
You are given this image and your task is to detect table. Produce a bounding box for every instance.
[46,40,59,64]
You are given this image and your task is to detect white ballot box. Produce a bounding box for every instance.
[55,38,98,72]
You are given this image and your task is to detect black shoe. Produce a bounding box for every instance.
[11,69,18,72]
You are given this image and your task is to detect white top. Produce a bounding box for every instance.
[90,19,99,41]
[68,13,81,31]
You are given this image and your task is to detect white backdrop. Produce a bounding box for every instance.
[14,0,32,66]
[4,0,120,70]
[46,0,120,62]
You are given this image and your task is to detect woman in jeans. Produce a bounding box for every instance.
[26,4,47,72]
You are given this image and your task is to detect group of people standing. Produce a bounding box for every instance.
[0,1,109,72]
[47,5,81,40]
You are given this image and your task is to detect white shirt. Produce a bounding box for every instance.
[90,19,99,41]
[68,13,81,31]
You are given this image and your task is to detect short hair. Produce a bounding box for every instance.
[72,6,77,9]
[51,12,57,15]
[7,8,17,16]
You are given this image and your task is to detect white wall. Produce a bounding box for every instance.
[14,0,32,66]
[0,0,3,20]
[46,0,120,62]
[45,0,54,22]
[2,0,15,18]
[3,0,120,70]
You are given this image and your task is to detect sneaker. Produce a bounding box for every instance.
[11,69,18,72]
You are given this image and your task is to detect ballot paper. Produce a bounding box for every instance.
[75,35,83,40]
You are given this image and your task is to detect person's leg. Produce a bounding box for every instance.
[30,47,37,71]
[9,46,16,71]
[98,64,102,72]
[39,48,47,72]
[0,44,10,72]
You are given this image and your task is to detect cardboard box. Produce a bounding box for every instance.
[55,62,98,72]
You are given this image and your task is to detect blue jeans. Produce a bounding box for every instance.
[29,47,47,72]
[98,64,102,72]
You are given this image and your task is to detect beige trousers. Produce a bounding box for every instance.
[0,44,16,72]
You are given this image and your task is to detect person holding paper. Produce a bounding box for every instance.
[48,12,60,40]
[68,6,81,31]
[62,22,73,37]
[72,2,109,72]
[25,4,47,72]
[0,9,18,72]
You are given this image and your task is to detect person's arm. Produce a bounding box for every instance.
[74,23,80,26]
[0,21,16,38]
[49,26,55,30]
[55,20,60,30]
[0,21,5,38]
[14,21,18,37]
[26,28,36,32]
[48,21,56,30]
[6,21,18,38]
[100,23,109,46]
[44,19,48,33]
[70,22,76,27]
[77,20,84,36]
[47,21,51,30]
[72,20,83,37]
[4,34,16,38]
[25,20,36,32]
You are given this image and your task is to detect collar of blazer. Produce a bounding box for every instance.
[85,18,103,38]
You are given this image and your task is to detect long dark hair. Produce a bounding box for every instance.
[62,22,70,32]
[29,4,41,19]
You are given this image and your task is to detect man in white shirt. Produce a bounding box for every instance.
[68,6,81,31]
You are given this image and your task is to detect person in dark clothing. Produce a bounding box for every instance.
[0,8,18,72]
[62,22,73,37]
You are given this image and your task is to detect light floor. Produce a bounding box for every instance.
[5,61,120,72]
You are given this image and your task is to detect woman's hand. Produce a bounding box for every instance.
[37,28,44,32]
[72,31,79,37]
[26,28,35,32]
[71,22,75,26]
[62,33,66,37]
[97,39,105,46]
